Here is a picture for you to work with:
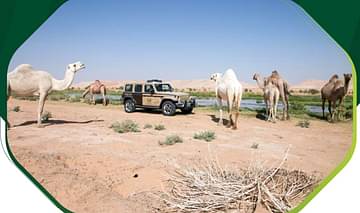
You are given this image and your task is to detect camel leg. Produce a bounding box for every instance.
[92,94,96,105]
[285,94,290,120]
[264,97,269,121]
[227,98,234,128]
[7,95,12,128]
[102,87,107,106]
[218,98,223,126]
[328,100,332,120]
[338,97,344,120]
[274,94,279,122]
[279,88,287,120]
[232,97,241,130]
[37,93,47,127]
[322,98,326,119]
[331,101,337,121]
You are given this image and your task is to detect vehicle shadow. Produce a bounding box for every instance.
[14,119,104,127]
[134,109,194,116]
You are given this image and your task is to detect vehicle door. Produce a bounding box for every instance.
[133,84,143,106]
[143,84,161,107]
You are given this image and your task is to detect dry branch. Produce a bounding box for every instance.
[157,148,318,213]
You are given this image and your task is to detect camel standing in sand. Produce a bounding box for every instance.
[321,73,352,120]
[7,62,85,127]
[210,68,243,129]
[82,80,107,106]
[253,73,280,122]
[267,71,290,120]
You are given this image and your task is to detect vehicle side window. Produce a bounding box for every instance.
[134,84,143,93]
[125,84,133,92]
[144,84,154,93]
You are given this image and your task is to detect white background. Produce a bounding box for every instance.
[1,108,359,212]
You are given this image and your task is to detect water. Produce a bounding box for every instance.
[69,93,323,113]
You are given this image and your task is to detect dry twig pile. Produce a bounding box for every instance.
[158,149,318,212]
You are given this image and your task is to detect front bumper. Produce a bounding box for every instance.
[176,98,196,108]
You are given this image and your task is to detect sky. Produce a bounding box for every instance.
[8,0,352,84]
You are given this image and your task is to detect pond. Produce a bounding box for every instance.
[70,93,323,113]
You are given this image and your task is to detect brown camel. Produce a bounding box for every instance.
[82,80,107,105]
[321,73,352,120]
[267,70,290,120]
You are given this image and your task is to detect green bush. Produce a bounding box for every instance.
[12,106,20,112]
[251,143,259,149]
[111,120,141,133]
[159,135,183,146]
[193,131,216,142]
[154,124,166,131]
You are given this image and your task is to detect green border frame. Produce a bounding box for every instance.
[1,1,359,212]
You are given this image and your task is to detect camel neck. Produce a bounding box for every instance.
[52,70,75,91]
[344,79,351,94]
[255,78,265,90]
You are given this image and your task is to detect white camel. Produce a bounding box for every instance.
[7,61,85,127]
[210,68,243,129]
[253,73,280,122]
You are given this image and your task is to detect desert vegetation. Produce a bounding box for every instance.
[193,131,216,142]
[110,120,141,133]
[159,135,183,146]
[154,124,166,131]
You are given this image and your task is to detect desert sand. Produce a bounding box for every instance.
[7,99,352,212]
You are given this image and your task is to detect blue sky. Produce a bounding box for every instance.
[9,0,352,84]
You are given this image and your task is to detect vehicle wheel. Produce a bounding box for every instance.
[124,99,136,113]
[162,101,176,116]
[181,107,193,114]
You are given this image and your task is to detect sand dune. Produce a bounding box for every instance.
[73,78,353,93]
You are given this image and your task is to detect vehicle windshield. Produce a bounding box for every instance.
[154,83,173,92]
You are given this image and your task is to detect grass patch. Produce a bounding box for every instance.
[12,106,20,112]
[41,111,52,122]
[144,124,153,129]
[193,131,216,142]
[159,135,183,146]
[111,120,141,133]
[296,120,310,128]
[154,124,166,131]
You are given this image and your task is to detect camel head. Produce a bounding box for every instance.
[67,61,85,73]
[344,73,352,82]
[252,73,260,81]
[210,73,222,82]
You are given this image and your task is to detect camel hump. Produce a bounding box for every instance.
[328,74,339,82]
[14,64,33,73]
[223,68,239,81]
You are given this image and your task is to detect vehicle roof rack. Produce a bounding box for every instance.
[146,79,162,83]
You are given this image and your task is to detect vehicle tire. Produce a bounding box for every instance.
[162,101,176,116]
[124,99,136,113]
[181,107,193,114]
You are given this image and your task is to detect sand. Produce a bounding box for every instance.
[7,99,352,212]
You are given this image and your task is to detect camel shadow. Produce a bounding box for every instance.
[208,114,230,126]
[14,119,104,127]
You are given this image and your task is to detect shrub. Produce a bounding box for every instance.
[111,120,140,133]
[296,120,310,128]
[154,124,166,131]
[159,135,183,146]
[12,106,20,112]
[193,131,216,142]
[41,111,52,122]
[144,124,153,129]
[251,143,259,149]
